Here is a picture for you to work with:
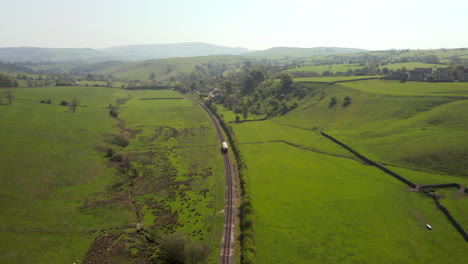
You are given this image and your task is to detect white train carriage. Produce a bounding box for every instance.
[221,141,228,153]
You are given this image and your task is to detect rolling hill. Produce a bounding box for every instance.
[245,47,369,58]
[99,42,250,61]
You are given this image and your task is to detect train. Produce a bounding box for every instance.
[221,141,228,153]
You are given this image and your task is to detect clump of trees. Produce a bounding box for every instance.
[160,232,210,264]
[0,73,18,88]
[0,90,15,105]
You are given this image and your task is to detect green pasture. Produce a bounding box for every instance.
[218,77,468,262]
[0,86,134,263]
[241,142,467,263]
[118,90,225,263]
[287,63,364,74]
[272,80,468,178]
[340,79,468,97]
[380,62,444,71]
[0,87,225,263]
[293,76,380,82]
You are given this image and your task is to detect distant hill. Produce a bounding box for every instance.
[99,42,250,61]
[94,55,246,81]
[245,47,369,58]
[0,47,119,63]
[0,43,250,63]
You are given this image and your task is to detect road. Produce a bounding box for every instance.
[186,96,235,264]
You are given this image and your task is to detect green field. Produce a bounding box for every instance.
[287,64,364,74]
[293,76,380,82]
[243,143,467,263]
[0,86,131,263]
[219,79,468,263]
[0,87,224,263]
[273,80,468,179]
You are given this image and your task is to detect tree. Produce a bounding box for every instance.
[160,232,210,264]
[222,79,233,95]
[242,104,249,120]
[150,72,156,81]
[278,72,294,93]
[5,89,14,105]
[160,232,186,263]
[69,97,80,113]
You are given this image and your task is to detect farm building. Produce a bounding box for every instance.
[436,68,454,81]
[408,68,432,81]
[459,68,468,82]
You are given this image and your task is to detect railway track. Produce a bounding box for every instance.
[186,96,235,264]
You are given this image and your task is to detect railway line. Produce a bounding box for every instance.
[186,96,235,264]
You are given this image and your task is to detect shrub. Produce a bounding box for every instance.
[328,97,337,108]
[60,100,69,106]
[40,99,46,103]
[46,99,52,104]
[342,97,351,108]
[112,134,130,147]
[109,109,119,118]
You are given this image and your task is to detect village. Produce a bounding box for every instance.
[395,67,468,82]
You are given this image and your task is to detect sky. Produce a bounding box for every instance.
[1,0,467,51]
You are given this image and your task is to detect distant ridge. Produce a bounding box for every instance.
[245,47,368,58]
[0,47,118,63]
[99,42,250,61]
[0,44,369,63]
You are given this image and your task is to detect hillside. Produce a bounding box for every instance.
[100,42,250,61]
[274,80,468,178]
[0,47,119,63]
[246,47,368,58]
[94,55,247,81]
[0,43,250,63]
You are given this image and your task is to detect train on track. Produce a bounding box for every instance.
[221,141,228,153]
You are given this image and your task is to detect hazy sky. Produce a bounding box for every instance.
[1,0,467,50]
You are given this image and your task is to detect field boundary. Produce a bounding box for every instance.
[297,77,379,84]
[320,132,416,188]
[321,132,468,243]
[240,140,355,161]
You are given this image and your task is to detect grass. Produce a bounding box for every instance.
[0,86,133,263]
[240,142,468,263]
[287,63,364,74]
[218,77,468,263]
[0,87,225,263]
[293,76,380,82]
[272,80,468,178]
[115,90,225,263]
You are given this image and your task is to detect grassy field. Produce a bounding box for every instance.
[293,76,380,82]
[219,112,468,263]
[242,143,467,263]
[272,80,468,179]
[101,89,225,263]
[287,64,364,74]
[218,78,468,263]
[0,86,133,263]
[0,87,225,263]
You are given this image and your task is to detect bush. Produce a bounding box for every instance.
[328,97,337,108]
[342,97,351,108]
[60,100,69,106]
[46,99,52,104]
[112,134,130,147]
[109,109,119,118]
[40,99,46,103]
